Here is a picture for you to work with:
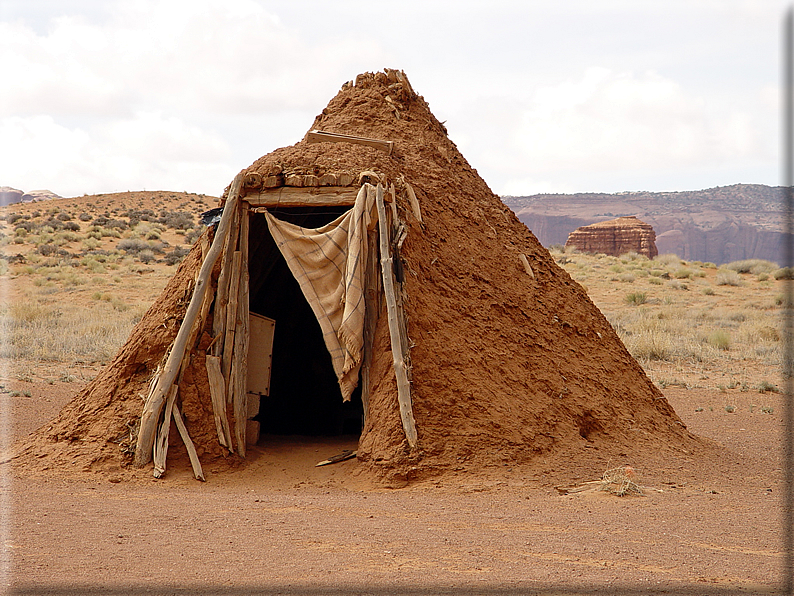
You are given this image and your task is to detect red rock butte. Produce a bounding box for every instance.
[565,216,658,259]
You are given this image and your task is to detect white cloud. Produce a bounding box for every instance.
[453,68,769,195]
[0,0,390,195]
[0,113,233,196]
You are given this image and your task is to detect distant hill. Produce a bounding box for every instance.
[502,184,785,265]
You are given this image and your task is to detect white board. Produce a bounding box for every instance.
[247,313,275,397]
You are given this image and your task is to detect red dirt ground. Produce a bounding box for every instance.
[3,378,785,594]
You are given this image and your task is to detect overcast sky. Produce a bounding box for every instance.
[0,1,787,198]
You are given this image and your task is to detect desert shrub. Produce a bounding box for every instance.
[716,270,742,286]
[164,246,190,265]
[37,244,57,256]
[138,249,156,264]
[56,212,72,221]
[159,210,194,230]
[6,213,23,224]
[548,244,564,253]
[118,238,150,253]
[648,277,663,285]
[675,268,693,279]
[618,273,635,283]
[78,212,92,222]
[702,287,715,295]
[625,292,647,305]
[774,267,793,280]
[653,253,682,266]
[757,380,780,393]
[63,221,80,232]
[707,330,731,351]
[93,217,128,230]
[15,221,39,233]
[725,259,777,275]
[667,280,688,290]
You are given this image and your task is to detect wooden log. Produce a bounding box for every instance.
[172,402,206,482]
[262,175,283,188]
[519,253,535,279]
[243,172,262,190]
[284,174,305,187]
[206,355,232,450]
[233,205,250,457]
[374,184,417,448]
[318,173,338,186]
[307,130,394,155]
[403,180,423,225]
[211,202,241,357]
[152,384,179,478]
[244,186,359,208]
[222,251,242,384]
[360,225,380,424]
[134,174,243,466]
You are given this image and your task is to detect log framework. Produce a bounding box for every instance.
[135,177,420,479]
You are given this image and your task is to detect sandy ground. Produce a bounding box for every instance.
[2,377,785,595]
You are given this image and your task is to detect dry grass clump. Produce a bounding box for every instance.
[724,259,777,275]
[716,269,742,286]
[599,466,643,496]
[0,299,147,362]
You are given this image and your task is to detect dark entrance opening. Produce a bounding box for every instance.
[247,207,363,438]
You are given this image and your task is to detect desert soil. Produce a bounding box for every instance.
[3,374,784,594]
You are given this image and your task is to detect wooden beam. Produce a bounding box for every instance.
[374,183,417,448]
[307,130,393,155]
[233,205,250,457]
[135,174,243,467]
[245,186,359,208]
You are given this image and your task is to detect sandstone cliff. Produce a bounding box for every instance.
[503,184,783,265]
[565,216,658,258]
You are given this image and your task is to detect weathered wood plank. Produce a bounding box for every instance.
[307,130,393,155]
[152,384,179,478]
[222,251,242,385]
[360,223,380,424]
[135,174,242,467]
[245,186,359,207]
[374,184,417,448]
[205,355,232,450]
[233,205,250,457]
[172,402,206,482]
[211,201,241,357]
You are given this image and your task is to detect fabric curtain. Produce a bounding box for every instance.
[263,184,377,401]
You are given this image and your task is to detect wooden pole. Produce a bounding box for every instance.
[375,184,417,448]
[206,355,232,450]
[360,225,380,424]
[152,384,179,478]
[134,173,243,467]
[172,402,206,482]
[234,205,250,456]
[211,203,241,357]
[222,251,242,385]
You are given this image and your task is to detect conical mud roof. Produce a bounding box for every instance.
[12,70,703,486]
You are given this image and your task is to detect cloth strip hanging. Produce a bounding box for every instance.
[263,184,377,401]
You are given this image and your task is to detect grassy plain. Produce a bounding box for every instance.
[0,192,784,403]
